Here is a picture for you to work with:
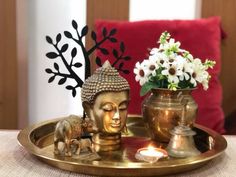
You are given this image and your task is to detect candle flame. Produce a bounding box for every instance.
[147,145,155,150]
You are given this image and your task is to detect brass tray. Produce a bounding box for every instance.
[17,115,227,176]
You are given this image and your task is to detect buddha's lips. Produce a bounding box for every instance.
[111,120,121,127]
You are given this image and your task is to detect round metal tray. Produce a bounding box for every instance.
[17,115,227,176]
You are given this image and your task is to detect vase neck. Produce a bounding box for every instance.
[151,89,193,97]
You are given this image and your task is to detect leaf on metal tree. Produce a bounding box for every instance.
[66,85,73,90]
[74,62,82,68]
[109,38,117,43]
[72,89,76,97]
[56,33,61,43]
[109,28,117,36]
[48,75,55,83]
[123,70,130,74]
[45,68,53,73]
[46,36,53,44]
[46,52,58,59]
[100,48,109,55]
[95,57,102,67]
[120,42,125,52]
[102,27,107,37]
[64,31,73,38]
[119,62,124,69]
[71,47,77,58]
[91,31,97,41]
[54,63,59,71]
[123,56,131,61]
[72,20,78,29]
[81,25,88,37]
[61,44,68,52]
[58,77,67,85]
[112,49,118,58]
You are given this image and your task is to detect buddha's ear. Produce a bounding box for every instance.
[82,101,92,117]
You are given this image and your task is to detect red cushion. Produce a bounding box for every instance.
[95,17,225,133]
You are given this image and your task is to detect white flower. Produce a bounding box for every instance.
[150,52,168,67]
[160,38,181,52]
[150,48,159,55]
[190,58,208,87]
[161,62,183,84]
[202,79,209,90]
[133,62,148,86]
[182,51,194,61]
[143,57,159,77]
[169,38,181,50]
[177,56,193,81]
[186,53,194,61]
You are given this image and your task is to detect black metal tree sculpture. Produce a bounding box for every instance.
[45,20,131,97]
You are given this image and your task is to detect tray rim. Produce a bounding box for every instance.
[17,115,227,176]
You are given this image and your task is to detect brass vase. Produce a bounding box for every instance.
[142,88,197,143]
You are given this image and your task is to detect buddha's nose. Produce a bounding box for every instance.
[113,110,120,120]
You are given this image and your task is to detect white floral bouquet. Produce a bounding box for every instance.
[134,31,216,96]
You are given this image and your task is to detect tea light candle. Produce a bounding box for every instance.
[136,146,168,163]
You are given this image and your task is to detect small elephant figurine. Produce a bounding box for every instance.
[54,115,98,156]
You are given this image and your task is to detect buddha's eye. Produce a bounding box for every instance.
[102,104,113,112]
[119,104,128,111]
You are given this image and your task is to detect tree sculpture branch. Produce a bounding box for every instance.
[45,20,131,97]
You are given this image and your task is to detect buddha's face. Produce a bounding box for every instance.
[84,91,129,134]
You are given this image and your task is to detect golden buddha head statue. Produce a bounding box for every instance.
[81,61,130,134]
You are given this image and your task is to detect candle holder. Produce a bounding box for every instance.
[135,146,168,163]
[166,94,200,158]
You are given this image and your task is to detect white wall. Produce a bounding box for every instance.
[129,0,201,21]
[28,0,86,124]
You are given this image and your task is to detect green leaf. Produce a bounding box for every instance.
[140,82,159,96]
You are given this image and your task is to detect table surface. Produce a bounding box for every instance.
[0,130,235,177]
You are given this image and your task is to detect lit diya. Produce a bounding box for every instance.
[135,145,168,163]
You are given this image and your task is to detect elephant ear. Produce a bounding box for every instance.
[82,121,88,128]
[84,117,90,122]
